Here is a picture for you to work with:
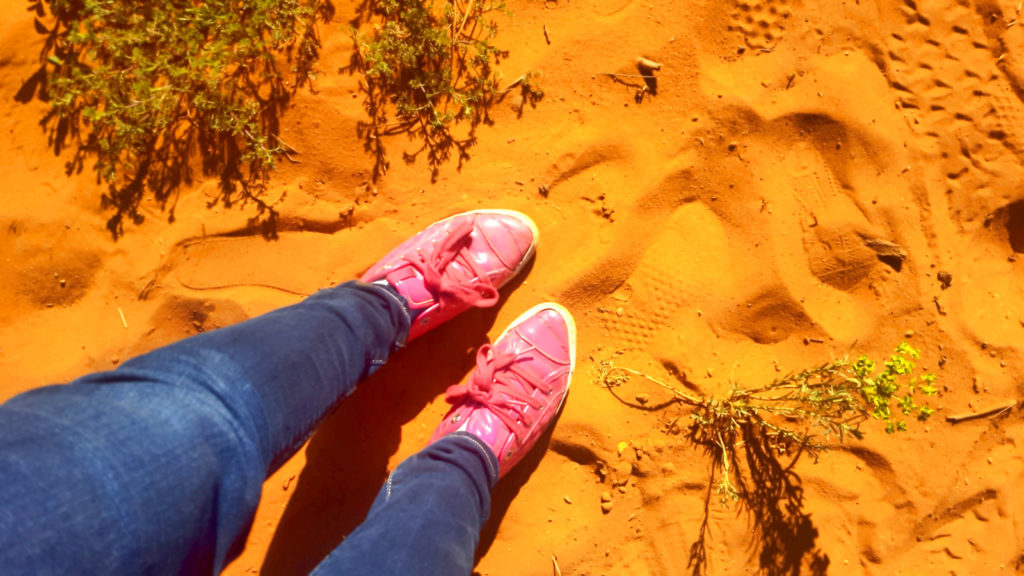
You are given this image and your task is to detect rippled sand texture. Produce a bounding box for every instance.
[3,0,1024,574]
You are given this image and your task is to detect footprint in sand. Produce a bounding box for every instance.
[594,200,726,352]
[594,185,824,352]
[785,142,880,292]
[728,0,791,50]
[883,0,1024,223]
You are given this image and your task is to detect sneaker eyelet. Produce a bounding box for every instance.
[452,414,461,423]
[506,449,513,457]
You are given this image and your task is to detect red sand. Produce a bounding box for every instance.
[3,0,1024,574]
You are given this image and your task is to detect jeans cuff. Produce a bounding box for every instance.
[360,281,411,348]
[445,432,500,489]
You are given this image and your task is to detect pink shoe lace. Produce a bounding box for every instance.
[402,219,499,311]
[443,344,551,440]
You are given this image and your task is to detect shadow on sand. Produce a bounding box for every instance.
[259,267,543,574]
[18,0,335,239]
[685,422,831,576]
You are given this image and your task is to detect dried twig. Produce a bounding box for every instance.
[273,134,301,163]
[945,400,1017,423]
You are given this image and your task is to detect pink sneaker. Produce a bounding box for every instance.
[431,303,576,479]
[361,210,538,341]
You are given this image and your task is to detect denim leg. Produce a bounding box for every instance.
[311,433,498,576]
[0,281,409,575]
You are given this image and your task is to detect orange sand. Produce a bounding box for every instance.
[3,0,1024,573]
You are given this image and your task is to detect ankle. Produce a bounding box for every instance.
[372,279,423,323]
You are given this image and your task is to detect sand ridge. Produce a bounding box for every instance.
[3,0,1024,573]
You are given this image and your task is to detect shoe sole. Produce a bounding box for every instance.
[496,302,577,414]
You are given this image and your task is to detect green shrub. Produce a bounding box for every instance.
[28,0,329,236]
[599,342,938,574]
[352,0,537,179]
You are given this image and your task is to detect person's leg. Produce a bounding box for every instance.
[311,433,497,576]
[313,303,576,576]
[0,210,539,575]
[0,281,408,575]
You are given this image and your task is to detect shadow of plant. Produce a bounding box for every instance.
[347,0,541,181]
[599,342,937,575]
[685,421,830,576]
[20,0,334,239]
[604,375,828,575]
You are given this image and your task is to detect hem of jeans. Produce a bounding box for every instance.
[361,281,411,348]
[447,431,500,487]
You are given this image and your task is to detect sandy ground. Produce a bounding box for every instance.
[4,0,1024,574]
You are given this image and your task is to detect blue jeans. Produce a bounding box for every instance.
[0,281,498,575]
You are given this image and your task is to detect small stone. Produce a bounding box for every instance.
[612,461,633,487]
[905,330,914,338]
[563,495,573,504]
[937,271,953,289]
[601,501,614,514]
[635,393,650,405]
[661,462,676,474]
[601,491,613,503]
[614,461,633,477]
[615,307,623,317]
[59,279,66,288]
[617,441,629,456]
[111,357,120,365]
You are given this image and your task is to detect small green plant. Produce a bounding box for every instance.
[599,342,938,574]
[28,0,329,237]
[352,0,536,178]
